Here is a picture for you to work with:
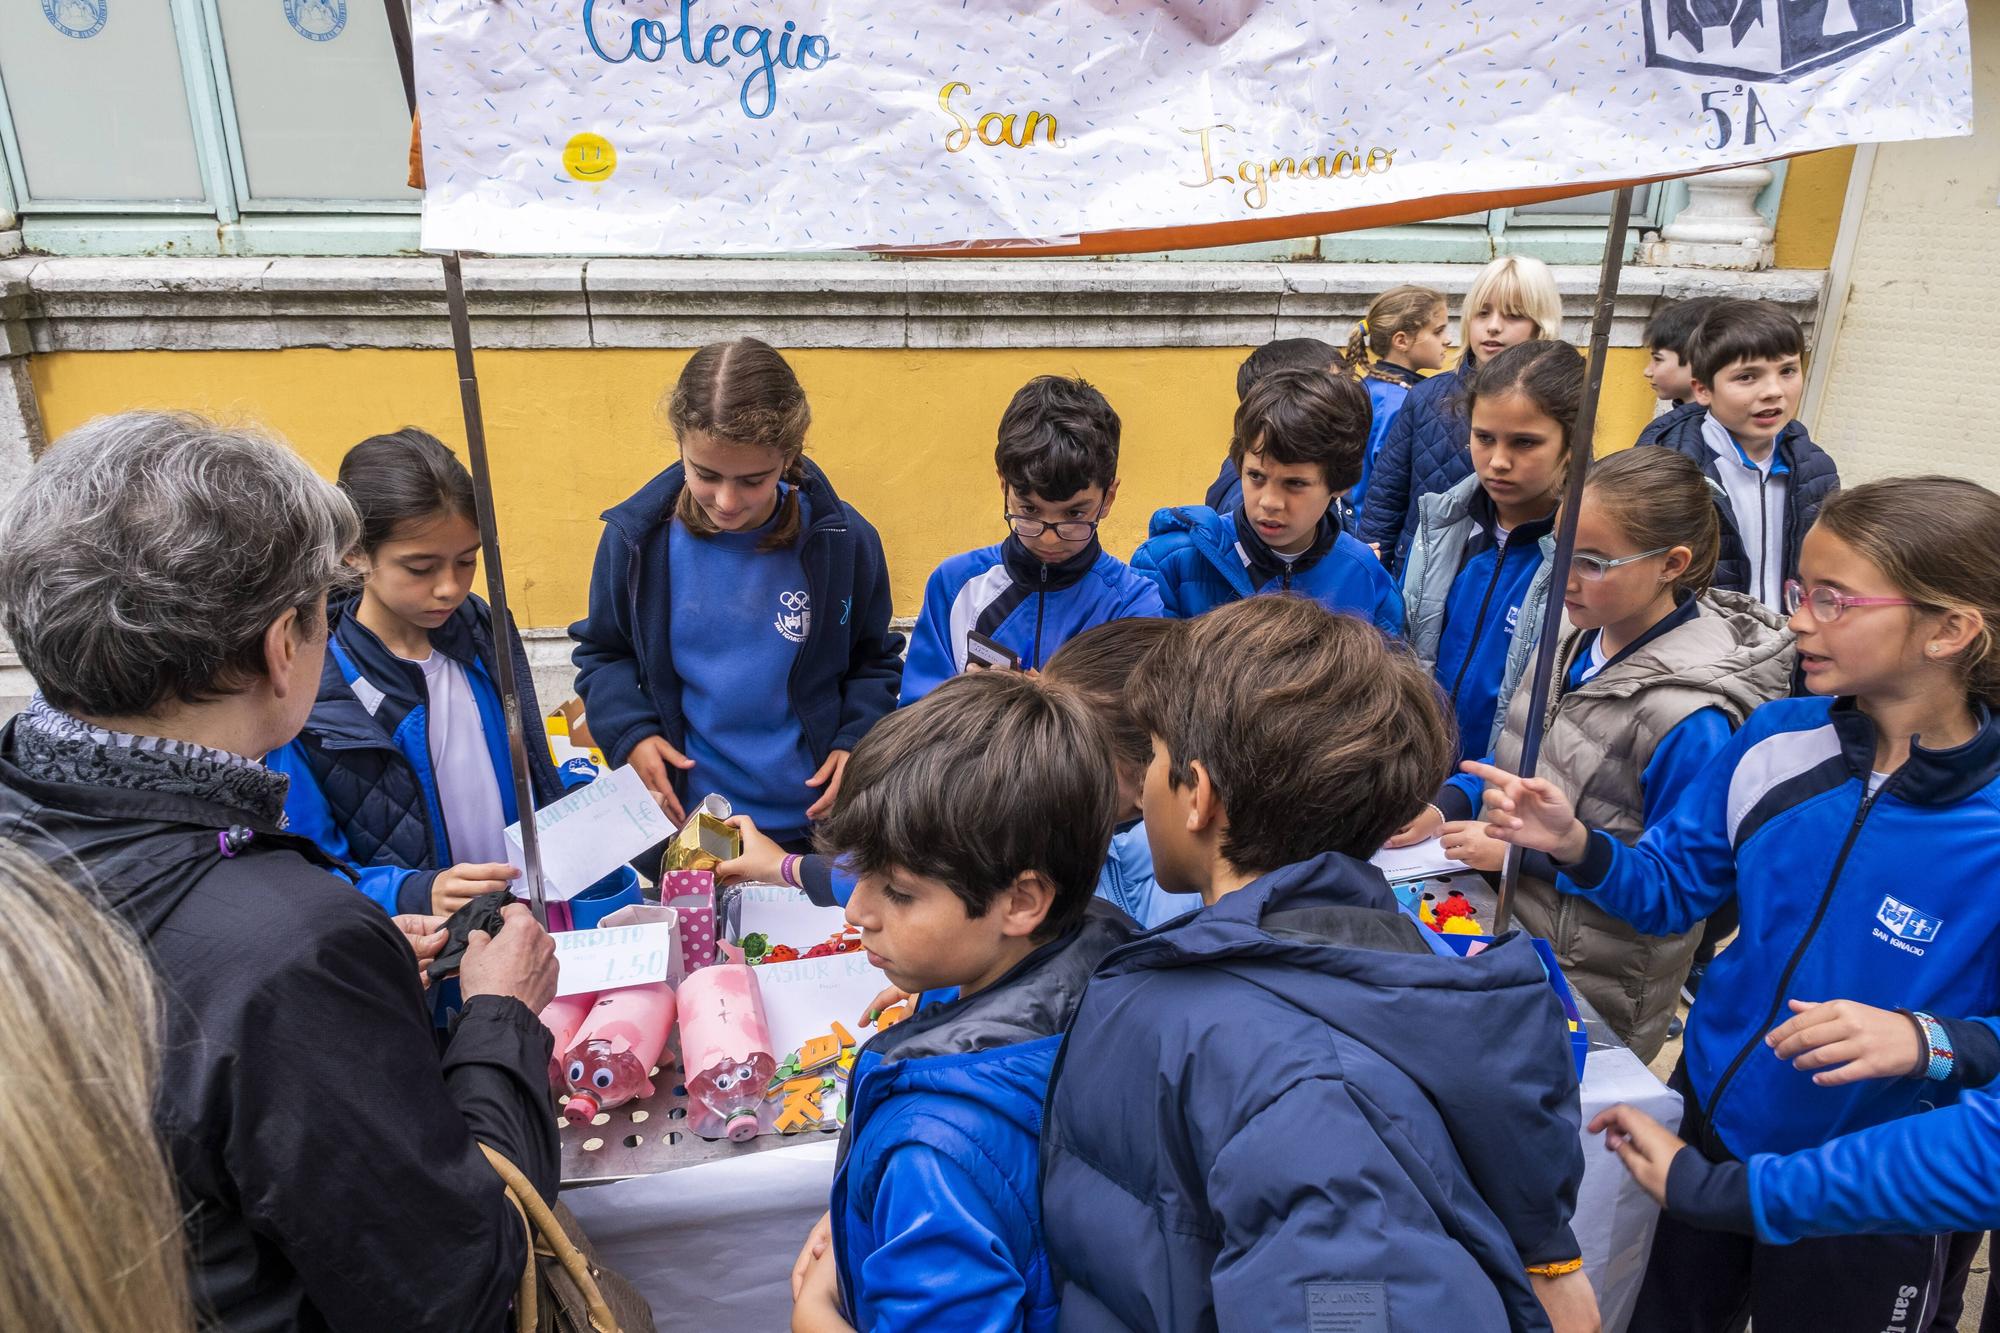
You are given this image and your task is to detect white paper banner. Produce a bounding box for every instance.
[505,764,672,901]
[414,0,1970,255]
[552,920,680,996]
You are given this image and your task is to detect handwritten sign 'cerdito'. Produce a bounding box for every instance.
[414,0,1970,255]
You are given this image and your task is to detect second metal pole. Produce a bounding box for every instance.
[1491,185,1635,937]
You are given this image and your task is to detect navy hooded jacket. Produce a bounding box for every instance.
[1357,357,1479,574]
[568,459,904,787]
[1041,852,1585,1333]
[1636,403,1840,599]
[1558,696,2000,1160]
[1129,505,1403,633]
[832,902,1138,1333]
[269,595,568,916]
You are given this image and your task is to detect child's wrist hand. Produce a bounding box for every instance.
[1765,998,1928,1085]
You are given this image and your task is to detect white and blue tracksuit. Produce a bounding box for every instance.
[1558,696,2000,1161]
[901,536,1164,704]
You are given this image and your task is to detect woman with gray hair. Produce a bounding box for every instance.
[0,411,561,1333]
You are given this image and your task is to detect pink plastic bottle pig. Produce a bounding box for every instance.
[677,964,776,1142]
[560,982,676,1125]
[538,992,599,1093]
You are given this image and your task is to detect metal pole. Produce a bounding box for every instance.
[1491,185,1634,937]
[442,253,551,926]
[382,0,417,115]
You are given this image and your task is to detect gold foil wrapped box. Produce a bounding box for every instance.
[662,794,742,873]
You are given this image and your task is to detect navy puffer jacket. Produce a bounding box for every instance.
[1637,404,1840,598]
[269,595,567,915]
[1357,359,1478,574]
[1042,852,1585,1333]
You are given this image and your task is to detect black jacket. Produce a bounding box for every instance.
[0,722,557,1333]
[1637,403,1841,598]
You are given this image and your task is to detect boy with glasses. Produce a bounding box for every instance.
[901,375,1163,703]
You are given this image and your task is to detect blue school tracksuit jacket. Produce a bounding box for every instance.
[1743,1086,2000,1244]
[269,595,570,916]
[900,536,1164,704]
[1041,852,1584,1333]
[568,460,905,790]
[1559,696,2000,1160]
[1129,505,1404,633]
[831,903,1139,1333]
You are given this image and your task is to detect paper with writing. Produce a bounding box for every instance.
[505,765,673,902]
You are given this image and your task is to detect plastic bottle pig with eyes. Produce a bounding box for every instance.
[677,963,777,1142]
[559,983,677,1125]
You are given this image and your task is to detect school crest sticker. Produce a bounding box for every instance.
[775,590,810,644]
[285,0,346,41]
[1642,0,1915,83]
[43,0,106,39]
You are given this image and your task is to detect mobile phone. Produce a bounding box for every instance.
[965,628,1021,672]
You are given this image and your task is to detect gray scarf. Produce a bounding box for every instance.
[11,695,291,827]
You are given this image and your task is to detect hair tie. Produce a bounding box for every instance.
[1357,317,1370,336]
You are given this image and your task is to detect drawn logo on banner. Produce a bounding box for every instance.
[285,0,346,41]
[775,589,810,644]
[1642,0,1914,82]
[1875,894,1942,945]
[43,0,106,40]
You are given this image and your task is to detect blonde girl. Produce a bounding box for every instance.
[1359,256,1564,570]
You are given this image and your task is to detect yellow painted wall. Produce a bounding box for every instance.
[29,345,1661,627]
[1774,147,1853,271]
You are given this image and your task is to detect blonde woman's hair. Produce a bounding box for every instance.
[0,840,193,1333]
[1461,256,1565,364]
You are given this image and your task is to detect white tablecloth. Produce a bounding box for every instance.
[565,1140,836,1331]
[1577,1046,1684,1332]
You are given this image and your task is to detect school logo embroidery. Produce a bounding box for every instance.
[1641,0,1914,83]
[775,589,810,643]
[43,0,106,39]
[1873,894,1942,956]
[284,0,346,41]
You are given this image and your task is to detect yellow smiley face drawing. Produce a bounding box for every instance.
[562,133,617,183]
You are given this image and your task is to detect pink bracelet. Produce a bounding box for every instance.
[780,853,802,889]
